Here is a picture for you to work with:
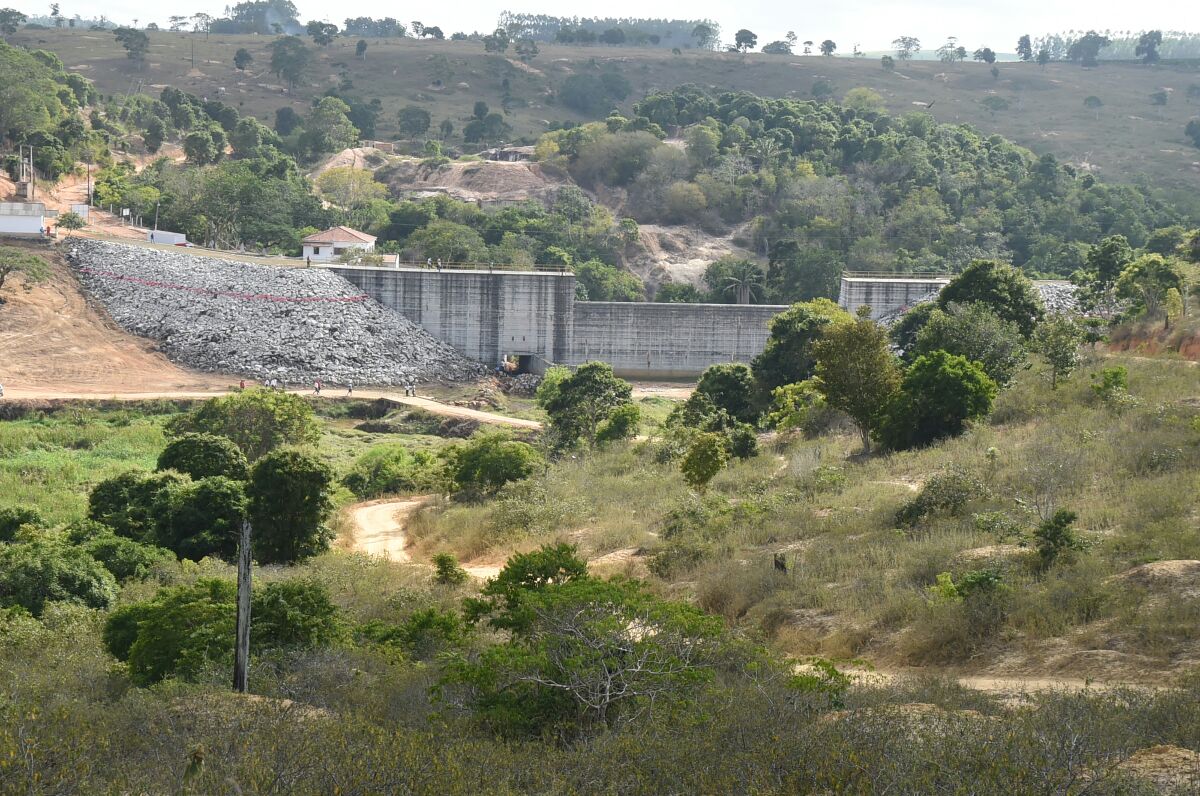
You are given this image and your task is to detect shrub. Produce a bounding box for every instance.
[896,470,983,527]
[444,432,543,496]
[1090,366,1129,403]
[1031,509,1086,571]
[681,433,728,491]
[247,449,335,565]
[879,351,997,451]
[727,424,759,460]
[913,302,1027,385]
[543,362,634,448]
[433,553,469,585]
[88,471,188,544]
[0,507,46,542]
[648,539,711,577]
[250,579,344,650]
[82,534,174,582]
[0,539,117,616]
[166,389,320,460]
[156,432,249,480]
[342,444,445,498]
[595,403,641,444]
[360,607,467,661]
[695,363,759,424]
[153,476,247,561]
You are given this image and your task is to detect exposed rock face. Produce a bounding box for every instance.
[67,239,484,385]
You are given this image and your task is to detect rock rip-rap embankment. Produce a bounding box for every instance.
[67,239,483,385]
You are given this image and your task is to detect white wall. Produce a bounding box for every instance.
[303,241,373,263]
[0,215,47,237]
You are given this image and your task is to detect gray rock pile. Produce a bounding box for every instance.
[68,239,484,385]
[876,282,1079,326]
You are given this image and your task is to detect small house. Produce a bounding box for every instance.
[302,226,377,263]
[0,202,58,238]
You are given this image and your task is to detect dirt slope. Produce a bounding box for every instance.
[0,244,230,394]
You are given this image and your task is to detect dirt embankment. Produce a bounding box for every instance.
[370,154,565,205]
[1107,326,1200,361]
[0,243,230,395]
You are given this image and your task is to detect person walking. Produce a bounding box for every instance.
[313,379,321,395]
[239,379,246,390]
[346,381,353,395]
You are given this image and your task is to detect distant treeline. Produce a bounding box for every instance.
[1034,30,1200,61]
[496,12,717,48]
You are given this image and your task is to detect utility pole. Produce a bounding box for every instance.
[233,519,252,693]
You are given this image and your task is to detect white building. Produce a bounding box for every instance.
[0,202,58,238]
[302,226,376,263]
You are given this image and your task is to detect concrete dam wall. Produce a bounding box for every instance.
[838,275,949,320]
[330,265,786,378]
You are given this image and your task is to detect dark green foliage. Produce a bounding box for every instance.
[167,389,320,461]
[342,445,444,498]
[0,539,117,616]
[106,577,344,685]
[246,448,334,565]
[574,260,643,301]
[1086,234,1134,285]
[727,424,759,460]
[890,302,937,360]
[432,553,469,586]
[1032,509,1085,571]
[88,470,188,544]
[751,299,850,392]
[82,534,173,582]
[913,303,1027,386]
[153,476,247,561]
[896,470,983,527]
[879,351,998,451]
[681,432,728,490]
[695,363,758,424]
[937,260,1044,337]
[0,507,45,542]
[543,362,634,448]
[595,403,641,444]
[464,543,590,632]
[444,433,543,496]
[559,72,630,115]
[812,314,902,454]
[156,432,249,481]
[360,607,466,660]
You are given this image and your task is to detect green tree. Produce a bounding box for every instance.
[82,533,174,582]
[1085,234,1132,286]
[734,29,757,53]
[269,35,311,90]
[433,553,468,585]
[1032,509,1085,571]
[913,302,1026,385]
[153,476,247,561]
[1016,34,1033,61]
[820,39,836,56]
[234,47,254,70]
[407,219,489,263]
[751,299,851,391]
[166,388,320,461]
[812,314,901,453]
[881,55,895,71]
[464,543,590,631]
[0,507,45,542]
[113,27,149,68]
[444,432,543,495]
[0,246,50,296]
[342,444,443,498]
[0,7,26,37]
[249,578,343,649]
[302,96,358,155]
[56,210,85,236]
[88,471,187,543]
[937,259,1044,337]
[1135,30,1162,65]
[695,363,758,424]
[574,260,643,301]
[1115,254,1184,326]
[305,20,338,46]
[681,432,728,491]
[246,448,334,564]
[157,432,249,480]
[396,105,432,138]
[878,351,997,451]
[1187,119,1200,149]
[543,362,634,448]
[355,39,368,59]
[595,402,641,444]
[1032,315,1084,389]
[183,130,219,165]
[0,539,117,616]
[973,47,996,64]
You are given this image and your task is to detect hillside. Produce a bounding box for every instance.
[14,28,1200,195]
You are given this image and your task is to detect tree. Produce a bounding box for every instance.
[88,471,186,543]
[438,119,454,140]
[483,27,509,53]
[595,403,640,444]
[691,23,718,50]
[681,432,727,491]
[1083,95,1103,119]
[183,129,219,165]
[695,363,758,424]
[543,362,634,448]
[812,314,902,453]
[269,35,311,90]
[880,55,895,71]
[734,29,757,53]
[937,260,1043,337]
[55,210,85,237]
[305,20,338,46]
[1032,316,1084,389]
[720,259,765,304]
[396,105,432,139]
[844,87,885,115]
[1032,509,1085,571]
[0,8,27,38]
[1086,234,1132,286]
[407,219,488,263]
[1136,30,1162,65]
[423,26,444,40]
[444,432,543,495]
[433,553,468,585]
[981,95,1010,116]
[315,167,387,216]
[0,539,117,616]
[878,351,997,451]
[302,96,358,155]
[1068,31,1110,68]
[234,48,254,70]
[355,39,368,60]
[973,47,996,64]
[0,507,44,542]
[82,533,174,582]
[1016,34,1033,61]
[820,39,836,56]
[154,476,247,560]
[599,27,625,46]
[113,27,149,68]
[751,299,851,391]
[914,302,1027,386]
[274,106,301,136]
[157,432,249,481]
[1115,254,1184,326]
[761,40,792,55]
[166,389,320,461]
[893,36,920,59]
[937,37,965,63]
[514,38,539,62]
[246,448,334,565]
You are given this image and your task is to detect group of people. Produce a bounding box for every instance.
[234,378,351,394]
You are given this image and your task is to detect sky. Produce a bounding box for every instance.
[15,0,1199,51]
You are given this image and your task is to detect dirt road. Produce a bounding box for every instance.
[345,495,500,578]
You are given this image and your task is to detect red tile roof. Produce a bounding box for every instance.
[302,226,376,245]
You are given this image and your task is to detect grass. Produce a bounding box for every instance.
[14,28,1200,196]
